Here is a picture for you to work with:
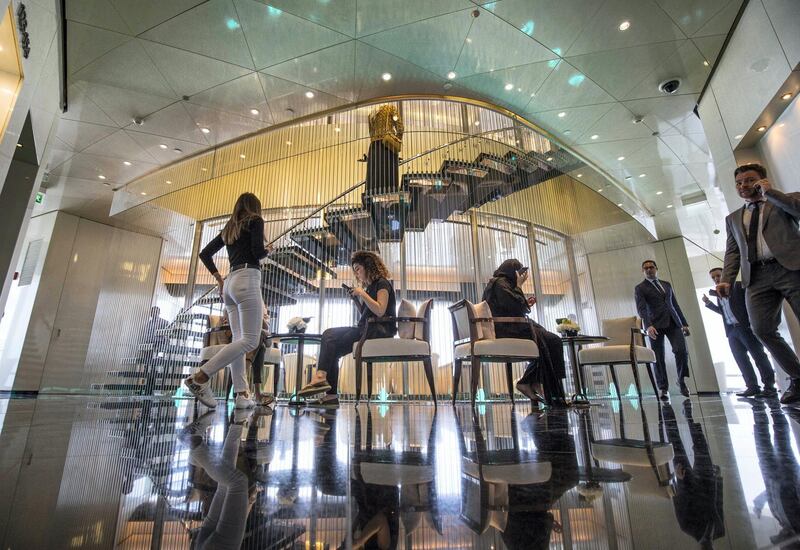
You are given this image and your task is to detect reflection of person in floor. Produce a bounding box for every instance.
[750,400,800,547]
[501,410,579,549]
[662,401,724,548]
[182,412,251,550]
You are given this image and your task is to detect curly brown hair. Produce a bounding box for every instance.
[351,250,390,283]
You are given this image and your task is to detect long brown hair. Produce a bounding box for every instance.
[222,193,262,244]
[351,250,390,283]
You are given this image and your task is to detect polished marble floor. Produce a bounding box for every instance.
[0,394,798,549]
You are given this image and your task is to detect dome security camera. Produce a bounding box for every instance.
[658,78,682,94]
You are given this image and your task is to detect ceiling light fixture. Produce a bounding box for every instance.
[504,83,514,91]
[98,175,106,180]
[757,125,767,132]
[466,37,472,44]
[618,20,631,31]
[617,203,623,207]
[781,92,793,100]
[703,60,709,67]
[381,72,392,81]
[250,108,260,115]
[779,123,786,128]
[166,180,172,184]
[546,156,553,161]
[305,91,315,98]
[666,204,673,208]
[15,143,21,148]
[617,156,625,161]
[200,127,210,134]
[577,174,583,178]
[447,71,456,79]
[656,191,663,195]
[140,192,147,196]
[123,161,131,166]
[597,188,603,192]
[734,134,743,139]
[625,176,632,180]
[174,148,182,153]
[639,173,646,178]
[159,144,168,149]
[590,134,599,140]
[557,111,566,118]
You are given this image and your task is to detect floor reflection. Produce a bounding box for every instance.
[0,395,799,549]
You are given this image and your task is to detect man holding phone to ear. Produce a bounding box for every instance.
[718,163,800,405]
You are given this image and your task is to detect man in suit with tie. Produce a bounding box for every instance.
[635,260,691,399]
[703,267,776,398]
[717,163,800,406]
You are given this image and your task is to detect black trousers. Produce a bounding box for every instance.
[727,324,775,390]
[365,139,399,196]
[746,262,800,380]
[518,327,566,382]
[317,326,364,394]
[651,321,689,390]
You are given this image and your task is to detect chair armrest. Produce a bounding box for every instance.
[367,316,425,323]
[480,316,531,323]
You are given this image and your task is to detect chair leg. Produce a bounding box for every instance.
[355,358,363,403]
[367,362,373,402]
[422,357,437,408]
[505,362,515,405]
[630,360,644,399]
[225,370,232,401]
[470,359,481,408]
[272,364,280,397]
[645,363,658,396]
[452,359,463,406]
[609,365,621,401]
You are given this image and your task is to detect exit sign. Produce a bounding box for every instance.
[35,192,44,204]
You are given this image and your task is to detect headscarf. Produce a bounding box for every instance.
[493,258,523,281]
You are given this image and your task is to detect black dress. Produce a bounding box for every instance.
[482,260,566,402]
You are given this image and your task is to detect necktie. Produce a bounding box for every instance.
[652,280,665,294]
[746,202,760,262]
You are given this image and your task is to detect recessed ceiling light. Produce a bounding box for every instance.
[201,167,207,171]
[239,154,246,159]
[200,127,210,134]
[757,125,767,132]
[666,204,673,208]
[15,143,21,148]
[590,134,599,140]
[447,71,456,79]
[504,83,514,91]
[140,192,147,196]
[577,174,583,178]
[618,21,631,31]
[557,111,566,118]
[159,144,168,149]
[466,37,472,44]
[564,130,571,134]
[625,175,632,180]
[174,148,182,154]
[250,108,260,115]
[734,134,743,139]
[639,173,646,178]
[166,180,172,184]
[98,175,106,180]
[474,121,480,126]
[781,92,793,100]
[617,202,623,207]
[656,191,663,195]
[779,123,786,128]
[381,72,392,81]
[305,91,315,98]
[546,156,553,161]
[123,161,131,166]
[285,140,292,145]
[597,188,603,192]
[617,156,625,161]
[703,60,709,67]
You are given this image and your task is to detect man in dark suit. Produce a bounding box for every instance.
[634,259,691,399]
[703,267,776,398]
[717,163,800,405]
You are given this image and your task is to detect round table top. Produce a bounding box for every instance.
[559,334,609,344]
[271,332,324,343]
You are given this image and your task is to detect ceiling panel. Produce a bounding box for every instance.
[63,82,120,127]
[622,40,711,100]
[529,103,615,144]
[54,118,119,151]
[234,0,350,70]
[67,21,130,75]
[187,73,272,123]
[622,94,700,135]
[257,0,357,37]
[126,130,211,164]
[83,82,177,127]
[654,0,732,37]
[108,0,207,35]
[183,103,269,145]
[257,74,349,124]
[122,102,211,144]
[66,0,131,34]
[692,0,743,36]
[82,129,160,163]
[525,60,615,112]
[262,41,357,102]
[354,42,449,101]
[575,103,655,144]
[355,0,473,37]
[140,0,254,69]
[457,60,555,113]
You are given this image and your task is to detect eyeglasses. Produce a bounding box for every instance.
[735,177,760,186]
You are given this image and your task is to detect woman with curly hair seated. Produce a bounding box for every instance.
[299,251,396,407]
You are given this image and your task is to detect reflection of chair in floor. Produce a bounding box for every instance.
[587,402,674,488]
[352,407,443,537]
[456,410,551,534]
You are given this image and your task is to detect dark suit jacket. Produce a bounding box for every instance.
[634,279,688,330]
[722,189,800,287]
[705,282,749,335]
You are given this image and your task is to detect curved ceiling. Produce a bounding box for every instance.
[46,0,742,251]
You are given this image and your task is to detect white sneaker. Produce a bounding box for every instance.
[184,376,217,408]
[235,393,256,409]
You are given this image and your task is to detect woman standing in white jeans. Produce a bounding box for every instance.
[184,192,270,409]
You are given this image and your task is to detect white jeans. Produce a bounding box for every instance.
[200,268,263,393]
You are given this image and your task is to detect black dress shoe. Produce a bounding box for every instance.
[736,387,761,398]
[679,383,690,397]
[659,390,670,400]
[779,380,800,405]
[756,387,778,399]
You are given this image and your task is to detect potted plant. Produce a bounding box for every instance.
[555,318,580,337]
[287,316,311,334]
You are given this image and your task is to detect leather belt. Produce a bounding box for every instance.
[230,263,260,273]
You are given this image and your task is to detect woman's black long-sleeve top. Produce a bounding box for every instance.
[482,275,533,339]
[199,217,268,275]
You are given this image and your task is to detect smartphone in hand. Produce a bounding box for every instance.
[341,283,353,293]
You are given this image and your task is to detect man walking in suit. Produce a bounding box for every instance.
[635,260,691,399]
[717,163,800,405]
[703,267,776,398]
